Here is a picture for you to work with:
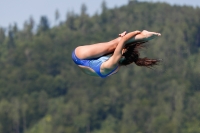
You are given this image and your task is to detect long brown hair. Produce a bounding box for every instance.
[120,41,161,67]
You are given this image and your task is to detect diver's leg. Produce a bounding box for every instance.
[75,37,121,59]
[75,30,161,59]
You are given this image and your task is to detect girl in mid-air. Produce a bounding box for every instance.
[72,30,161,78]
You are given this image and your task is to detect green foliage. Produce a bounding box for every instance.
[0,1,200,133]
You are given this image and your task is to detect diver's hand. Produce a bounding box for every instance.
[119,31,127,37]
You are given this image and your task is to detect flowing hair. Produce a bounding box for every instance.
[120,41,161,68]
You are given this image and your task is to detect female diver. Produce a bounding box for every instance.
[72,30,161,78]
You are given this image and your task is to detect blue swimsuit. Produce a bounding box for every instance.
[72,51,118,78]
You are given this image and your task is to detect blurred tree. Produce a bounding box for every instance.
[37,16,50,33]
[0,100,13,133]
[101,0,108,13]
[81,3,87,16]
[21,95,28,133]
[13,23,18,38]
[7,25,15,49]
[66,11,76,30]
[10,98,20,133]
[0,27,5,44]
[22,17,35,40]
[55,9,60,25]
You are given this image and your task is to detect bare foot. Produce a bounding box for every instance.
[125,30,161,45]
[141,30,161,41]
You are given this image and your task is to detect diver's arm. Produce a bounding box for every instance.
[102,31,141,68]
[112,30,141,62]
[123,30,141,41]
